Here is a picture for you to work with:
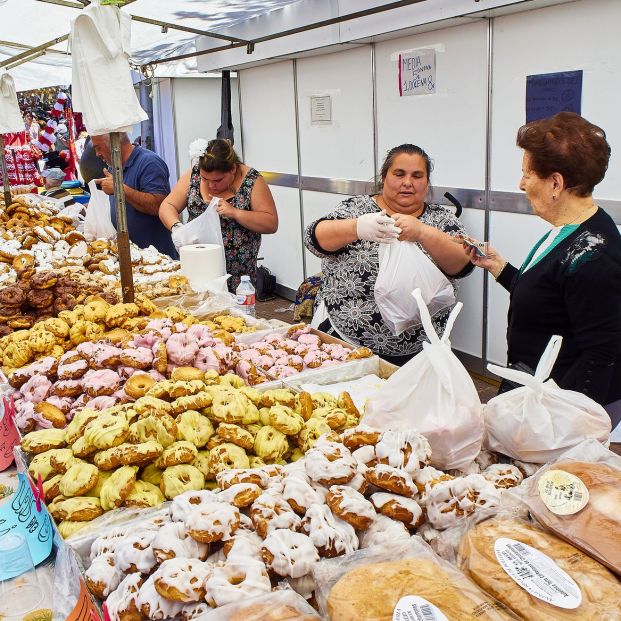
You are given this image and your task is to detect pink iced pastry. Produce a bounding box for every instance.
[118,366,137,379]
[57,359,89,380]
[14,401,39,431]
[186,324,216,348]
[166,332,199,365]
[133,332,162,349]
[88,395,118,411]
[59,350,80,366]
[263,334,284,345]
[120,346,154,369]
[298,333,322,347]
[90,343,122,367]
[257,354,275,369]
[281,338,300,353]
[146,318,175,340]
[269,364,298,379]
[82,369,122,397]
[286,355,304,371]
[45,395,74,414]
[303,350,330,368]
[194,347,223,373]
[288,324,311,339]
[239,349,262,364]
[21,375,52,403]
[148,369,166,382]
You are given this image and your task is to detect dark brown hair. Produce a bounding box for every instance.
[516,112,610,197]
[376,144,433,193]
[199,139,242,173]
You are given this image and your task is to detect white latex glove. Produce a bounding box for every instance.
[171,224,199,250]
[356,210,401,243]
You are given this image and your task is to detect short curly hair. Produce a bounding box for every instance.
[516,112,610,197]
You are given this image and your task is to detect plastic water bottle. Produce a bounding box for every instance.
[236,275,256,317]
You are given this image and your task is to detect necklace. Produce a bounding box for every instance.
[559,204,597,226]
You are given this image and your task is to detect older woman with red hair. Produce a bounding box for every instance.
[469,112,621,408]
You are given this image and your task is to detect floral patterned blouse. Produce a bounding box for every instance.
[304,195,472,357]
[187,165,261,292]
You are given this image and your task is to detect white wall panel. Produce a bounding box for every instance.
[152,79,177,189]
[239,62,298,174]
[260,186,305,291]
[374,20,488,189]
[486,212,551,364]
[296,47,374,180]
[490,0,621,198]
[450,207,485,357]
[301,190,347,277]
[172,78,242,178]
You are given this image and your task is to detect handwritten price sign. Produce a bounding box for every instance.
[0,472,53,579]
[66,579,102,621]
[0,396,19,471]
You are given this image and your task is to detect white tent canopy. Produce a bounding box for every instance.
[0,0,302,90]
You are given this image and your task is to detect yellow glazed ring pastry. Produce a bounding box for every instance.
[216,423,254,451]
[100,465,138,511]
[160,465,205,500]
[21,428,67,454]
[28,451,55,482]
[123,480,165,508]
[59,462,99,497]
[208,443,250,475]
[128,414,177,448]
[176,410,214,447]
[156,441,199,469]
[268,405,304,436]
[53,496,103,521]
[253,426,289,461]
[83,412,129,450]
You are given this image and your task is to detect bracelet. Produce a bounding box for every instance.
[494,261,508,281]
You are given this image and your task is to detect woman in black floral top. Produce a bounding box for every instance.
[159,139,278,292]
[305,144,473,365]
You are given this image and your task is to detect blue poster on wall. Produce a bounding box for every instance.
[526,70,582,122]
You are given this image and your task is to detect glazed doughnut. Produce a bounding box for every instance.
[53,293,77,314]
[365,464,418,497]
[341,425,381,451]
[268,405,304,436]
[59,462,99,497]
[120,346,154,370]
[282,473,326,515]
[160,465,205,500]
[100,465,138,511]
[52,379,83,398]
[297,418,333,453]
[128,414,177,448]
[21,375,52,404]
[326,485,376,530]
[205,560,271,607]
[152,557,211,603]
[217,482,262,508]
[223,531,264,563]
[83,412,129,449]
[170,366,205,382]
[481,463,524,489]
[30,271,58,289]
[133,395,174,417]
[217,423,254,451]
[64,408,100,444]
[250,491,301,538]
[115,531,157,574]
[34,402,66,428]
[50,496,103,521]
[185,502,241,543]
[169,489,218,523]
[176,410,215,448]
[166,332,199,366]
[370,492,424,528]
[151,521,209,563]
[304,441,357,486]
[358,514,411,549]
[124,372,156,399]
[208,442,250,475]
[137,575,185,621]
[82,368,122,397]
[261,529,319,578]
[11,253,35,273]
[104,303,139,328]
[20,428,66,453]
[253,426,289,461]
[301,502,358,558]
[57,358,89,380]
[26,288,54,308]
[0,283,25,306]
[152,340,168,374]
[101,572,144,621]
[374,429,432,474]
[310,406,348,431]
[94,441,164,470]
[42,474,63,502]
[170,392,214,416]
[28,451,55,482]
[216,467,270,490]
[260,389,297,408]
[85,552,123,599]
[156,441,198,469]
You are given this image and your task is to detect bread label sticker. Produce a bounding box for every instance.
[537,469,589,515]
[392,596,449,621]
[494,538,582,609]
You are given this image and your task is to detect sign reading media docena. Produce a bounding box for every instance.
[398,49,436,96]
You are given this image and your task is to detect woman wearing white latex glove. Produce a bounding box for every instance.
[304,144,473,365]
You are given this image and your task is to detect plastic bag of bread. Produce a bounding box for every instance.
[515,438,621,576]
[364,289,483,470]
[313,536,518,620]
[458,515,621,620]
[484,336,611,463]
[191,590,320,620]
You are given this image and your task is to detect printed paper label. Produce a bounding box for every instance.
[494,538,582,609]
[393,596,449,621]
[537,469,589,515]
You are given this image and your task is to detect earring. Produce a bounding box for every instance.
[552,194,557,200]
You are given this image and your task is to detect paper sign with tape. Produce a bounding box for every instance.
[0,397,19,471]
[66,579,102,621]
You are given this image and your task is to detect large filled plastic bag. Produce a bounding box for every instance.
[84,179,116,239]
[364,288,483,470]
[484,335,611,463]
[374,240,455,335]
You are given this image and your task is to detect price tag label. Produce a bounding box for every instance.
[0,472,53,579]
[494,538,582,609]
[0,397,19,471]
[538,469,589,516]
[393,596,449,621]
[66,579,102,621]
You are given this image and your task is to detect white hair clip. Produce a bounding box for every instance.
[189,138,209,165]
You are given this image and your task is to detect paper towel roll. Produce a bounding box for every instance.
[180,244,226,291]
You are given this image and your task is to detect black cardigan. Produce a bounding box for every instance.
[497,208,621,406]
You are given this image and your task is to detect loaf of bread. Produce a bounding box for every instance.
[526,460,621,576]
[326,557,516,620]
[458,517,621,620]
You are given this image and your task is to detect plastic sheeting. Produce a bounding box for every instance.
[0,72,23,132]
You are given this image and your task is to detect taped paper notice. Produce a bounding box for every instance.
[0,398,19,471]
[0,473,53,579]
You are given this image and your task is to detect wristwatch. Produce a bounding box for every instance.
[171,222,183,231]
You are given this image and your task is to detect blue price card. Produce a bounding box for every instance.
[526,70,582,123]
[0,472,53,579]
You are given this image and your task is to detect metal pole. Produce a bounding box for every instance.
[109,132,134,303]
[0,134,11,208]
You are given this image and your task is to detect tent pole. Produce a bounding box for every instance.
[109,132,134,303]
[0,134,11,208]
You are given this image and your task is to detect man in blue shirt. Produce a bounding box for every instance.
[92,133,177,258]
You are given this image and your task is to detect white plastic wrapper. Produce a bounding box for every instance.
[364,289,483,470]
[484,336,611,463]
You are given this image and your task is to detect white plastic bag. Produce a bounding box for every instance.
[484,335,612,463]
[363,288,483,470]
[83,179,116,239]
[374,240,455,335]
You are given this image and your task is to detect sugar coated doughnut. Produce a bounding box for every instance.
[261,529,319,578]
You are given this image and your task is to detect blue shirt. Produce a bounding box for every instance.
[109,146,177,258]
